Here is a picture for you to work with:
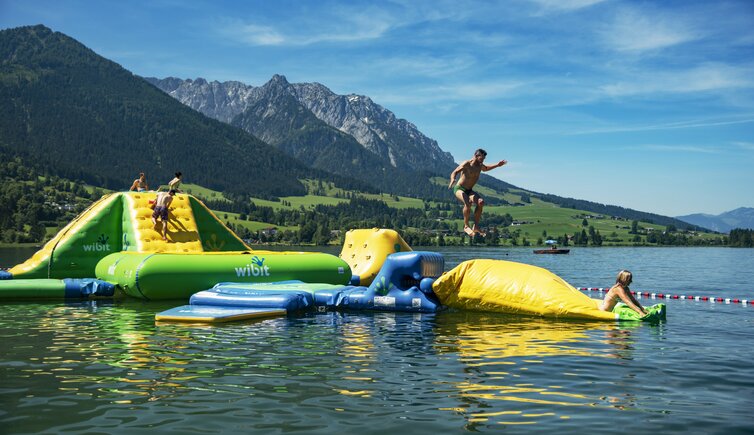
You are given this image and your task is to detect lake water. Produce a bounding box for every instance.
[1,246,753,433]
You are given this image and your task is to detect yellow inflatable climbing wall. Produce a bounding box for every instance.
[339,228,411,285]
[122,192,203,253]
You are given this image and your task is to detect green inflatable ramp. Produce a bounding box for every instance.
[5,192,250,281]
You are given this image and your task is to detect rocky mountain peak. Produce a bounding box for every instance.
[147,74,457,174]
[268,74,290,85]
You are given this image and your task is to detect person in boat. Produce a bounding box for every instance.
[448,148,507,236]
[152,190,176,241]
[168,172,183,193]
[599,270,647,316]
[129,172,148,192]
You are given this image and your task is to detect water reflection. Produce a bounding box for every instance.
[2,299,672,433]
[432,311,645,427]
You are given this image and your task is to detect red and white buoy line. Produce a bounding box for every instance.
[578,287,751,306]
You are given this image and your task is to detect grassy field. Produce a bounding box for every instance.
[249,180,720,245]
[180,183,230,201]
[218,211,299,233]
[249,179,432,211]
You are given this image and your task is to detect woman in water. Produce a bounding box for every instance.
[600,270,647,316]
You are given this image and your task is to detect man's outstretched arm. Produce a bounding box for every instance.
[483,160,507,171]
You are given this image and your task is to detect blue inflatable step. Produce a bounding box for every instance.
[192,281,354,311]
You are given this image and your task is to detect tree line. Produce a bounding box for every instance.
[729,229,754,247]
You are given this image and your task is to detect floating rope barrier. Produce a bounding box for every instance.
[578,287,750,306]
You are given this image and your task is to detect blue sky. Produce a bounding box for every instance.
[2,0,753,216]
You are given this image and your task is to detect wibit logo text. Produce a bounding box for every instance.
[83,234,111,252]
[234,256,270,277]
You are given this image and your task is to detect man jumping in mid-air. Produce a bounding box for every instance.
[449,148,507,236]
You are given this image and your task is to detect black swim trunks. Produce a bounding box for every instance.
[152,206,168,220]
[453,184,476,196]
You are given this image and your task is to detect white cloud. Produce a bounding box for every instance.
[570,116,754,135]
[733,141,754,151]
[236,23,285,46]
[602,8,702,53]
[378,54,476,78]
[218,7,394,47]
[375,80,527,105]
[600,63,754,97]
[445,81,526,99]
[639,144,721,154]
[528,0,606,14]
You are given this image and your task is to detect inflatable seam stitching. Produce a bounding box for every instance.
[133,253,156,300]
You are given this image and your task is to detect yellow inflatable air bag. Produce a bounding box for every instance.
[432,259,617,321]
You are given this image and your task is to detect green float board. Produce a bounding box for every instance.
[155,305,286,323]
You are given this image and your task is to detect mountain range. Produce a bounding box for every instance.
[676,208,754,233]
[145,75,456,173]
[145,75,519,198]
[145,74,464,199]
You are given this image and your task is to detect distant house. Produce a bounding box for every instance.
[261,227,278,236]
[511,220,534,226]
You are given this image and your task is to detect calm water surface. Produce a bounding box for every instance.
[1,246,753,433]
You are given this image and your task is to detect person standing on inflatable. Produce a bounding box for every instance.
[600,270,647,316]
[449,148,507,236]
[168,172,183,193]
[152,190,176,241]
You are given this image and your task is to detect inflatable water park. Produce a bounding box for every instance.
[0,192,665,323]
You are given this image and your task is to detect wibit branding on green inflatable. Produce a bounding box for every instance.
[234,256,271,277]
[82,234,113,252]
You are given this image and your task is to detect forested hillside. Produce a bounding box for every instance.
[0,153,104,243]
[0,25,368,199]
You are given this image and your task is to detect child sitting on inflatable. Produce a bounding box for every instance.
[129,172,148,192]
[600,270,647,316]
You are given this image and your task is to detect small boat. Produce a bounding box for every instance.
[533,248,570,254]
[534,240,569,254]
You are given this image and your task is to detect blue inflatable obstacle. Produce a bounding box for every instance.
[336,251,444,312]
[155,252,445,323]
[0,277,115,299]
